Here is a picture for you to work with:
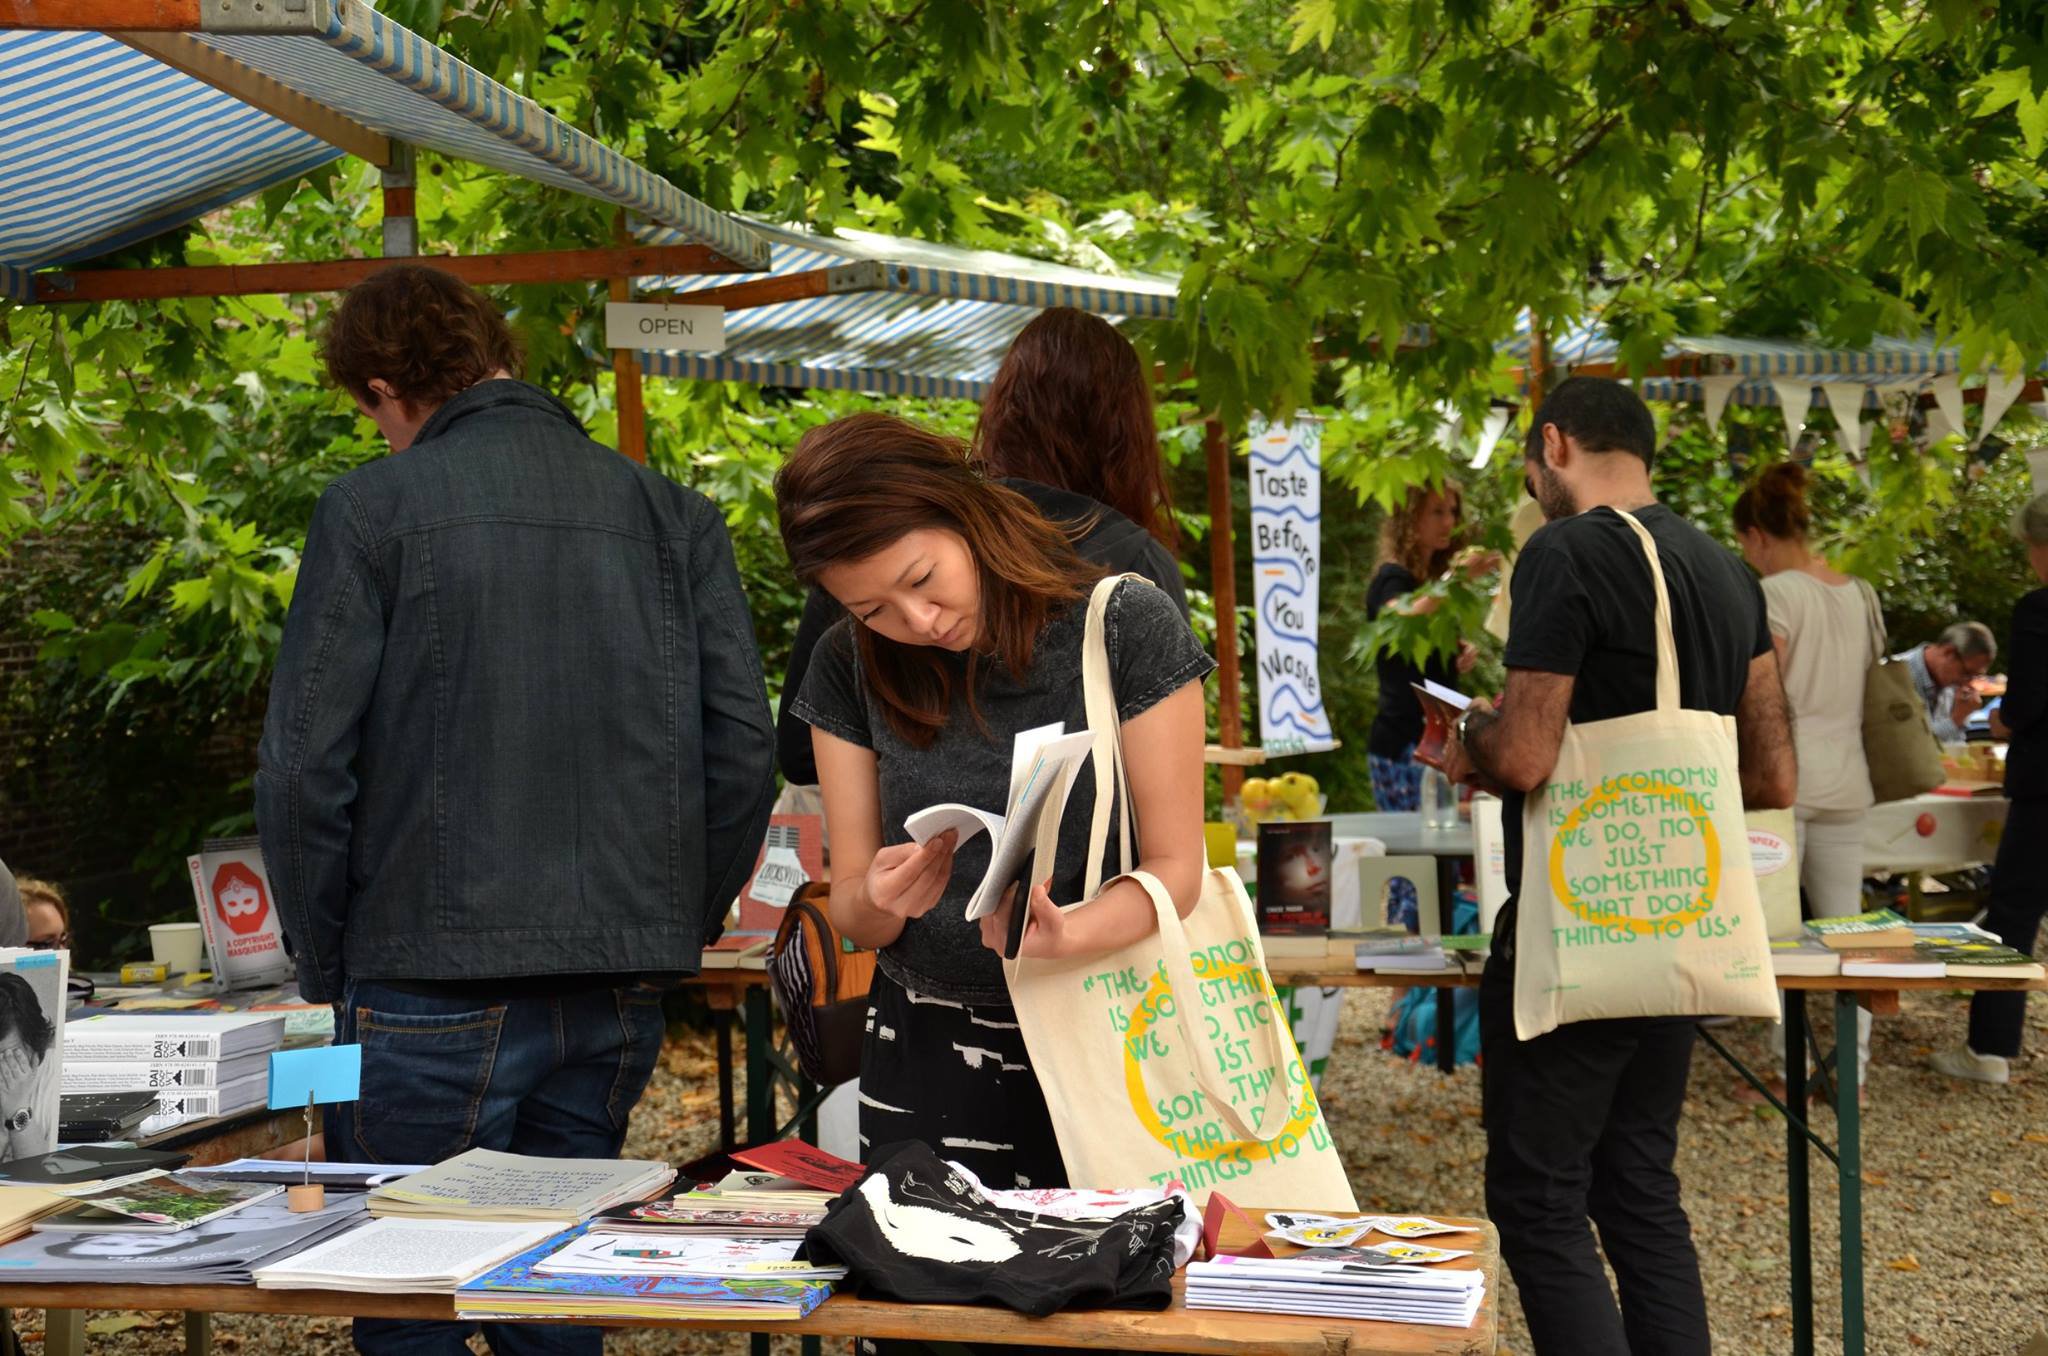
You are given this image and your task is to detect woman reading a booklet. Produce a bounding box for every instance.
[778,413,1214,1189]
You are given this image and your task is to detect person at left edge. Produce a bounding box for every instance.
[255,265,775,1356]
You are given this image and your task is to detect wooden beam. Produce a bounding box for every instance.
[1204,417,1246,806]
[0,0,198,26]
[113,31,391,166]
[609,216,647,464]
[28,243,748,303]
[646,270,833,313]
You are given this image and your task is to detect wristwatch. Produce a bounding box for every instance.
[1454,708,1475,745]
[4,1107,31,1133]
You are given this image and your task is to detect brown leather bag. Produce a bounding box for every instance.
[767,882,874,1087]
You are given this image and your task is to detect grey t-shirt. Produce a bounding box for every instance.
[794,579,1215,1005]
[0,860,25,950]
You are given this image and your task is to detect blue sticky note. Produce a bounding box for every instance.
[268,1044,362,1110]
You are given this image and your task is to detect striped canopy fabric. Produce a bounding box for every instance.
[0,30,343,287]
[634,219,1179,398]
[0,10,764,301]
[1501,311,2040,409]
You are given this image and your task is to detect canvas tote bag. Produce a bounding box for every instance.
[1514,511,1779,1040]
[1005,577,1354,1207]
[1857,578,1945,803]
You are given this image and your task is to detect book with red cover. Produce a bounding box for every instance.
[729,1140,864,1195]
[705,815,824,957]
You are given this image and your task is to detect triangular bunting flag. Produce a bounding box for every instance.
[1699,375,1741,434]
[1821,383,1869,458]
[1930,375,1966,447]
[1977,370,2028,449]
[1770,378,1814,451]
[1470,406,1513,469]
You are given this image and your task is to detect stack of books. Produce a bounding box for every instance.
[1186,1251,1486,1326]
[1354,931,1449,972]
[1777,912,2046,981]
[456,1223,838,1321]
[62,1013,285,1136]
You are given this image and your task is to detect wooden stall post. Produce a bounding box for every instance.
[609,214,648,464]
[1205,417,1245,804]
[380,144,416,258]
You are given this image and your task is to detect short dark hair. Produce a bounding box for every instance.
[0,973,54,1059]
[1524,376,1657,469]
[322,265,523,410]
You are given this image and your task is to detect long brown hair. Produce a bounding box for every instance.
[1378,481,1465,582]
[777,412,1103,747]
[972,307,1178,549]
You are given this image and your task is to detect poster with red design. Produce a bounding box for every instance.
[187,837,293,991]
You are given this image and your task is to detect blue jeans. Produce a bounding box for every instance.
[326,979,669,1356]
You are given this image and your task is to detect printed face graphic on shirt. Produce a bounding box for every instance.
[212,863,271,937]
[858,1174,1021,1263]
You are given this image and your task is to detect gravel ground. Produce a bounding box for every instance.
[17,990,2048,1355]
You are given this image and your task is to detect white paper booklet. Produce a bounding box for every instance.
[534,1230,846,1281]
[253,1217,563,1293]
[368,1149,675,1223]
[903,723,1097,921]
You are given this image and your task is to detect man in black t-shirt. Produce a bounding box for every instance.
[1443,379,1795,1355]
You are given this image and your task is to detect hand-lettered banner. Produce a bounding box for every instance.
[1247,417,1335,755]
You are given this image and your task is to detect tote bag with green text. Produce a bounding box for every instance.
[1514,511,1780,1040]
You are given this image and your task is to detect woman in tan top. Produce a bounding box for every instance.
[1734,463,1883,1084]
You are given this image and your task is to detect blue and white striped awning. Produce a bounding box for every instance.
[633,219,1179,398]
[1503,311,2042,409]
[0,30,343,287]
[0,9,766,300]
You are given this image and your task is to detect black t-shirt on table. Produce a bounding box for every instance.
[774,480,1187,784]
[1498,504,1771,911]
[1365,562,1456,761]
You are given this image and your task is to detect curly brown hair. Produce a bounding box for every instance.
[1377,481,1464,582]
[321,264,523,410]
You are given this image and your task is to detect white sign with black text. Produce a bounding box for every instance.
[604,302,725,353]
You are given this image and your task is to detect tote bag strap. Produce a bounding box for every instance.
[1080,574,1145,898]
[1610,509,1682,714]
[1856,576,1888,662]
[1116,868,1292,1143]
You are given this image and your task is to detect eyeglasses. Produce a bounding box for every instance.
[25,936,68,952]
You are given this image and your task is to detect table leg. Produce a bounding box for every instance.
[746,985,774,1146]
[44,1308,82,1356]
[1785,993,1812,1356]
[184,1309,212,1356]
[713,1008,737,1152]
[1835,991,1865,1356]
[1435,856,1457,1075]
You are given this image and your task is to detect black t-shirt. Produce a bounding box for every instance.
[804,1141,1183,1316]
[1365,562,1456,760]
[2001,588,2048,801]
[794,579,1214,1005]
[774,480,1187,784]
[1498,505,1771,920]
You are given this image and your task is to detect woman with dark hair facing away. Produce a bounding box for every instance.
[1932,494,2048,1086]
[778,413,1214,1188]
[773,309,1184,788]
[0,972,56,1162]
[1733,462,1881,1091]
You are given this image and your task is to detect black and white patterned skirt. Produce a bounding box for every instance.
[857,970,1067,1190]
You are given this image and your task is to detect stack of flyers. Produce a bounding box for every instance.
[1186,1252,1485,1327]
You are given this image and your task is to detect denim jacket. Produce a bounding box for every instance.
[255,381,776,1002]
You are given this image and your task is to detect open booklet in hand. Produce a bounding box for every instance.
[1410,681,1471,772]
[902,723,1097,926]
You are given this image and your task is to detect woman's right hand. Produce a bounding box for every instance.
[863,830,958,922]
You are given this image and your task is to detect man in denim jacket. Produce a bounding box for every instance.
[256,265,774,1356]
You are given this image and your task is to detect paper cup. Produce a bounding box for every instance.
[149,922,206,973]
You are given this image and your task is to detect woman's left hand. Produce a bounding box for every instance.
[978,878,1070,959]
